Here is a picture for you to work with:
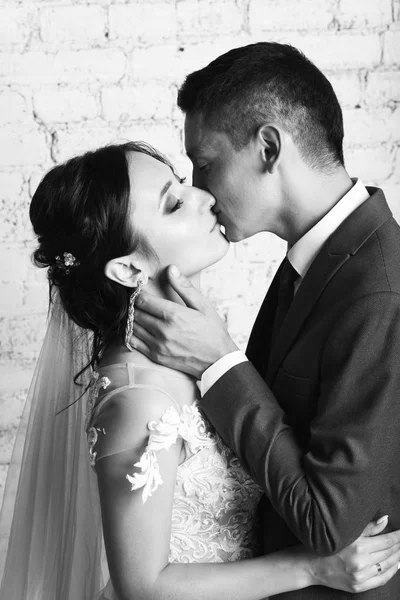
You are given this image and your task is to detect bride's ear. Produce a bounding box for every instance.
[104,255,149,288]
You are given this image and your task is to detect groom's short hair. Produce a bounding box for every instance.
[178,42,344,172]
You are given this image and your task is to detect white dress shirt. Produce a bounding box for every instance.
[200,179,370,397]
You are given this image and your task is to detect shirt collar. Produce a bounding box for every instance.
[288,178,370,279]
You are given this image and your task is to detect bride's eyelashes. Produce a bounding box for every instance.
[170,196,184,212]
[168,177,186,212]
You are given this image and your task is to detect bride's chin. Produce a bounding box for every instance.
[210,238,231,265]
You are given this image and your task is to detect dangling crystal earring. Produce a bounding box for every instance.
[125,278,145,351]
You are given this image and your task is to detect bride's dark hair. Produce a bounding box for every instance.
[30,141,174,378]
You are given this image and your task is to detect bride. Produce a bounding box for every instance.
[1,141,399,600]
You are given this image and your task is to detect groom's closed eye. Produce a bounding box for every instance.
[194,158,211,172]
[193,164,212,189]
[186,151,210,171]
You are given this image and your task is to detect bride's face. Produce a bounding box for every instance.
[128,151,229,278]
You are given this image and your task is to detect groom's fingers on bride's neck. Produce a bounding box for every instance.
[136,291,175,319]
[167,267,211,314]
[131,319,158,347]
[129,334,151,358]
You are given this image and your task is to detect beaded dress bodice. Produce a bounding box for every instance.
[86,362,262,573]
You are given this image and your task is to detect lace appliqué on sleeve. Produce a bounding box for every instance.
[126,404,214,503]
[86,373,111,467]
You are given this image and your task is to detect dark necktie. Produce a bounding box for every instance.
[271,258,298,346]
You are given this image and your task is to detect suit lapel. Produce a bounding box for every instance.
[266,248,349,383]
[266,188,392,385]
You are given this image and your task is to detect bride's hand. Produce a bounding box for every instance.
[310,516,400,592]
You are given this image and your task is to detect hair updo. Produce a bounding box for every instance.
[30,141,174,377]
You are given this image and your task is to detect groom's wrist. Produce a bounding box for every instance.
[199,350,247,396]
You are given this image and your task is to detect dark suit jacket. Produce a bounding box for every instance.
[202,189,400,599]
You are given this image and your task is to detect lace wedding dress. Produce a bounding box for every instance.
[86,363,262,599]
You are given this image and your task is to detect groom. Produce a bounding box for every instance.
[131,43,400,598]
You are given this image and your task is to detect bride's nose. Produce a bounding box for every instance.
[198,188,216,213]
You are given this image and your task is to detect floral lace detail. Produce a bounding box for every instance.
[87,426,106,467]
[168,435,262,563]
[126,404,215,503]
[86,373,111,425]
[86,372,111,466]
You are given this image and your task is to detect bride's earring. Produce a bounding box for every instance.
[125,278,145,351]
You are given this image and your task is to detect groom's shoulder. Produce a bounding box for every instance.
[334,186,400,253]
[370,187,400,240]
[328,188,400,296]
[362,188,400,286]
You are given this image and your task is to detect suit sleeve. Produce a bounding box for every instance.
[201,292,400,555]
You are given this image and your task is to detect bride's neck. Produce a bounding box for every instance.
[101,272,201,364]
[146,272,201,306]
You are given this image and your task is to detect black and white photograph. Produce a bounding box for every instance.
[0,1,400,598]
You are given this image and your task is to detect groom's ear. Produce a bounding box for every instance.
[104,254,149,288]
[257,125,282,174]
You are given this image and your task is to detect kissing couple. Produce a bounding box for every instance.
[1,42,400,600]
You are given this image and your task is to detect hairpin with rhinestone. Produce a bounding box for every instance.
[55,252,80,274]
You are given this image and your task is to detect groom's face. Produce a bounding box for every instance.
[184,113,267,242]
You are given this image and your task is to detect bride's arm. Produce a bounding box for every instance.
[93,388,400,600]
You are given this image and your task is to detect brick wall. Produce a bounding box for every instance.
[0,0,399,508]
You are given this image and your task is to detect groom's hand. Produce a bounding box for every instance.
[130,265,239,379]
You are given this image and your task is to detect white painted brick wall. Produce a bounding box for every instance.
[0,1,399,513]
[384,26,400,65]
[176,1,244,38]
[249,0,336,31]
[0,49,126,84]
[338,0,393,29]
[39,6,107,45]
[109,3,178,43]
[101,85,175,121]
[0,8,37,47]
[0,126,48,166]
[328,71,362,108]
[0,90,31,126]
[268,32,383,69]
[34,89,100,122]
[365,70,400,106]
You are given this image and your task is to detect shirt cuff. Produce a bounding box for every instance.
[199,351,248,397]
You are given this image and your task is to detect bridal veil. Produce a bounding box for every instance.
[0,293,106,599]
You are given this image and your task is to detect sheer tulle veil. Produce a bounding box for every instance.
[0,292,107,599]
